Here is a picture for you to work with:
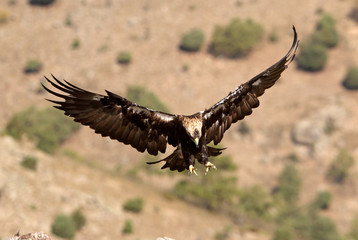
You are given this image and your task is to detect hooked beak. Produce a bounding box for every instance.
[194,138,199,148]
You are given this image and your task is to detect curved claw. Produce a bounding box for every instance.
[205,162,217,175]
[189,165,198,176]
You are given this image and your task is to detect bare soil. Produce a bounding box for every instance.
[1,0,358,239]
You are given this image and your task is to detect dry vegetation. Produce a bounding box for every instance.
[1,0,358,239]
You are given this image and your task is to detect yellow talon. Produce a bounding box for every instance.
[189,165,198,176]
[205,162,217,175]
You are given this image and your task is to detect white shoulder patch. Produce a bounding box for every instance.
[252,79,261,86]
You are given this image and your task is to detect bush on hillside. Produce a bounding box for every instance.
[297,42,328,72]
[179,28,205,52]
[269,30,279,43]
[326,149,354,183]
[122,219,134,234]
[238,185,272,220]
[312,190,332,210]
[21,155,38,171]
[126,85,170,113]
[71,209,86,230]
[51,214,76,239]
[173,174,238,210]
[212,154,238,171]
[342,66,358,90]
[117,51,132,64]
[24,59,42,73]
[274,207,341,240]
[274,164,301,205]
[272,226,294,240]
[29,0,56,5]
[123,197,144,213]
[349,214,358,240]
[209,18,264,58]
[71,38,81,49]
[214,226,231,240]
[311,13,339,48]
[4,106,80,154]
[316,13,336,30]
[307,215,341,240]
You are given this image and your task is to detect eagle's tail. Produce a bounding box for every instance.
[146,148,187,172]
[208,146,226,157]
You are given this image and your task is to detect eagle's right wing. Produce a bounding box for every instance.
[203,26,299,145]
[42,76,179,155]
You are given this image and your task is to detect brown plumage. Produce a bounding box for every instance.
[42,26,299,174]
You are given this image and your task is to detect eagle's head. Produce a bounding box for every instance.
[182,117,203,148]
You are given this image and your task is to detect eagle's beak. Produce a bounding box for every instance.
[194,138,199,148]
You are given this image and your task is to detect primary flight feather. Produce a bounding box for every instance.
[43,26,299,175]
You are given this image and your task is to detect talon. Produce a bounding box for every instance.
[205,162,217,174]
[189,165,198,176]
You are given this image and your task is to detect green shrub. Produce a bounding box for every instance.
[238,185,272,220]
[286,153,299,163]
[71,209,86,230]
[24,59,42,73]
[324,118,336,135]
[21,155,38,171]
[181,63,189,72]
[272,226,294,240]
[311,13,339,48]
[297,42,328,72]
[123,197,144,213]
[312,190,332,210]
[126,85,170,113]
[269,31,279,43]
[311,27,339,48]
[122,219,133,234]
[274,164,301,205]
[179,28,204,52]
[29,0,55,5]
[64,14,72,26]
[275,207,340,240]
[51,214,76,239]
[326,149,354,183]
[308,215,340,240]
[342,67,358,90]
[173,174,238,210]
[349,214,358,240]
[214,226,231,240]
[4,106,80,154]
[71,38,80,49]
[212,155,238,171]
[209,18,264,58]
[316,13,336,31]
[117,51,132,64]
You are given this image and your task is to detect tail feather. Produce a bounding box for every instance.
[146,148,187,172]
[208,146,226,157]
[146,146,226,172]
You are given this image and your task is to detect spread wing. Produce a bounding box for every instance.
[203,26,299,144]
[42,75,179,155]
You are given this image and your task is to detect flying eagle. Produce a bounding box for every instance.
[43,27,298,175]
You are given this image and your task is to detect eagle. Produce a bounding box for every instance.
[42,27,298,175]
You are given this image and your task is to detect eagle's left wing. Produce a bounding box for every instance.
[42,75,179,155]
[203,26,299,145]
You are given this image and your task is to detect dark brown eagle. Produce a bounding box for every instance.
[43,27,298,175]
